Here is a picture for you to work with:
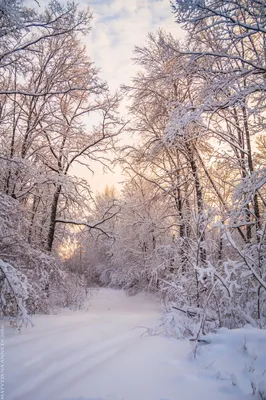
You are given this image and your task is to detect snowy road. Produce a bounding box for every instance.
[5,289,243,400]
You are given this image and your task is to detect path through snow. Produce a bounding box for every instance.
[5,289,247,400]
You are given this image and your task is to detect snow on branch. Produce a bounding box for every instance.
[222,226,266,291]
[0,259,32,329]
[172,0,266,35]
[55,206,120,238]
[0,86,101,97]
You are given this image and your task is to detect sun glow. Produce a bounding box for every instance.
[58,237,80,260]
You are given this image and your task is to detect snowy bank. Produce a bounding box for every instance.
[195,326,266,399]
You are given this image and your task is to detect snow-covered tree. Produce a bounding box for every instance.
[0,1,123,325]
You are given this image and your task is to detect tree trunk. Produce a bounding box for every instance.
[232,107,252,240]
[186,143,206,265]
[28,195,40,244]
[242,105,261,233]
[46,185,61,252]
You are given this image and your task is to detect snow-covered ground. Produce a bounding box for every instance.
[4,289,266,400]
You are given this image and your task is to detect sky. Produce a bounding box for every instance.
[30,0,184,193]
[34,0,181,193]
[83,0,183,91]
[73,0,184,193]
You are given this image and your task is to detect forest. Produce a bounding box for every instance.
[0,0,266,337]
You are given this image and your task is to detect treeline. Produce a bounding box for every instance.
[68,0,266,331]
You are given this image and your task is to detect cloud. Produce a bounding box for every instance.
[27,0,184,192]
[74,0,185,192]
[78,0,184,192]
[82,0,184,91]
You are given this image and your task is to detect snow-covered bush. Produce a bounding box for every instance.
[0,194,88,327]
[0,260,32,328]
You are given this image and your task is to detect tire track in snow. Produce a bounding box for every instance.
[6,289,160,400]
[10,329,147,400]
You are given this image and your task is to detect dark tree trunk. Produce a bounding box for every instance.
[46,185,61,252]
